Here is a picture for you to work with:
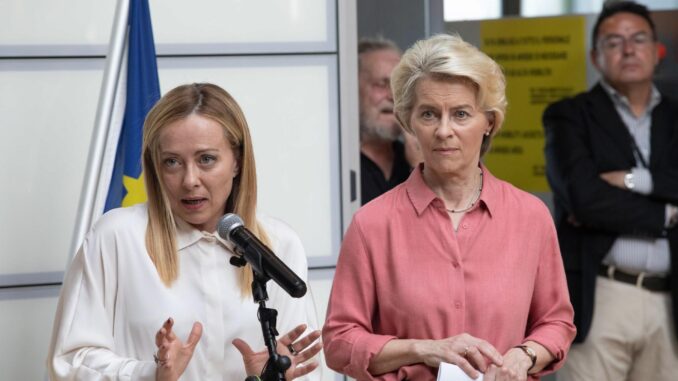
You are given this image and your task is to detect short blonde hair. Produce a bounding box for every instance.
[391,34,507,156]
[142,83,268,294]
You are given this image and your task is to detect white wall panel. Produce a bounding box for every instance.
[0,0,116,47]
[1,0,335,56]
[157,55,341,266]
[0,55,341,281]
[153,0,329,43]
[0,59,103,279]
[0,286,60,381]
[309,269,344,381]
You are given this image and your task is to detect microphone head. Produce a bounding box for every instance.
[217,213,244,241]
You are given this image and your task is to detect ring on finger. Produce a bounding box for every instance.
[287,343,299,356]
[154,351,167,366]
[462,346,471,357]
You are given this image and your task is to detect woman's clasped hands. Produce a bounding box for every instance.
[418,333,532,381]
[483,346,534,381]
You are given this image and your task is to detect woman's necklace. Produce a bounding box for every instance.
[446,171,483,214]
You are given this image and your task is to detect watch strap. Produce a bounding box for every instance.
[514,345,537,371]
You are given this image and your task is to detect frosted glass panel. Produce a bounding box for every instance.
[309,269,344,381]
[0,56,340,283]
[152,0,331,44]
[0,59,103,277]
[444,0,501,21]
[0,0,116,46]
[0,0,335,56]
[521,0,565,17]
[157,55,340,266]
[0,287,60,381]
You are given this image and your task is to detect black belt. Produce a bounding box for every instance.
[598,265,670,292]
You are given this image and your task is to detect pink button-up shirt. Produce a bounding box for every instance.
[323,165,575,380]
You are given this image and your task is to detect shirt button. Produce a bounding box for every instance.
[203,235,216,242]
[462,223,469,229]
[455,301,462,309]
[452,261,460,268]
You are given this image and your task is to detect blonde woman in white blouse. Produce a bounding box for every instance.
[48,83,321,381]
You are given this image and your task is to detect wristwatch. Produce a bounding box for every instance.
[623,172,635,190]
[514,345,537,371]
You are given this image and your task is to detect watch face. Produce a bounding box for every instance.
[525,346,536,358]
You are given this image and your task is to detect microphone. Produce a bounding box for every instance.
[218,213,307,298]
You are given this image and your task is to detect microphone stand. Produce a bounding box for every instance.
[231,256,291,381]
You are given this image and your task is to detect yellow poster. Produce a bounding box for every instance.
[480,16,587,192]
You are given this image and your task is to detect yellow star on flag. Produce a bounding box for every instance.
[122,173,147,207]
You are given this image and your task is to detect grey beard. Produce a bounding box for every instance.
[360,122,401,142]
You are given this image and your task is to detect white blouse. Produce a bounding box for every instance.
[48,203,320,381]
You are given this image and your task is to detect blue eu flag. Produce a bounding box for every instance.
[104,0,160,211]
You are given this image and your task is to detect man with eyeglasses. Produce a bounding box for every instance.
[543,1,678,380]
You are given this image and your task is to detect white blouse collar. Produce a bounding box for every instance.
[174,216,235,252]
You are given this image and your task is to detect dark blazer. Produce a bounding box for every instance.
[543,83,678,342]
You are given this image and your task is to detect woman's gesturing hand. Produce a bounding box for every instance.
[233,324,322,380]
[416,333,504,379]
[154,317,203,381]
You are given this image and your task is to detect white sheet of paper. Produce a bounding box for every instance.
[437,362,484,381]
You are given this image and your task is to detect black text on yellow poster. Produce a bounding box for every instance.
[481,16,587,192]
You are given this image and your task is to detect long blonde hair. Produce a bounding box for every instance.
[142,83,269,294]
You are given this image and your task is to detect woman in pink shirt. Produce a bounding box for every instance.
[322,35,576,381]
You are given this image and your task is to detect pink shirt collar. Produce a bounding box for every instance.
[405,162,497,218]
